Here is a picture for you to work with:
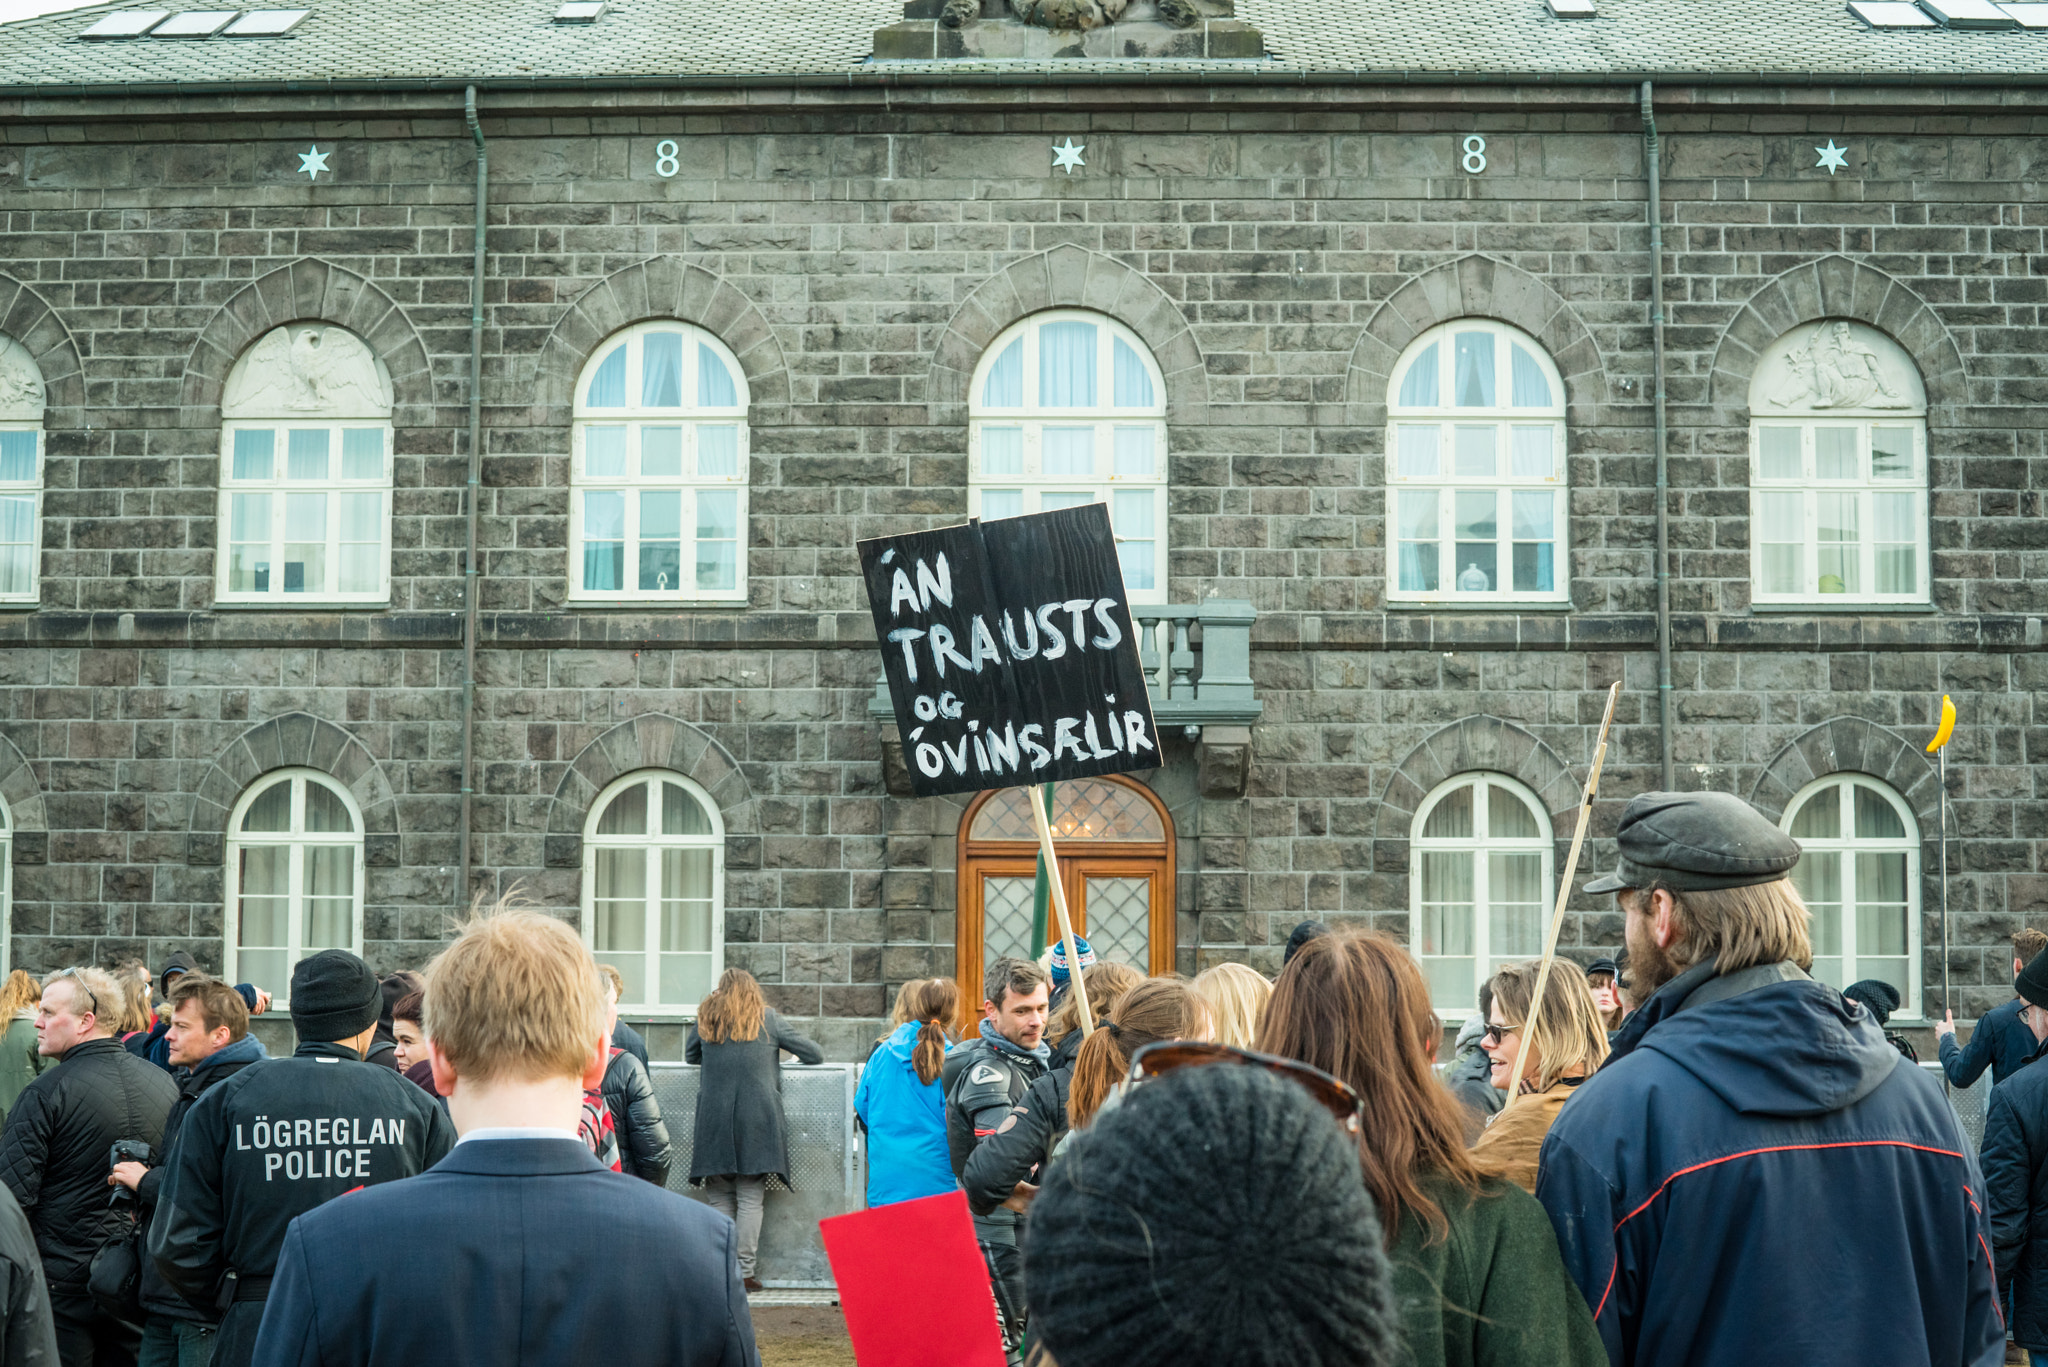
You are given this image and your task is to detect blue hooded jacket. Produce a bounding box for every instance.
[1536,958,2003,1367]
[855,1022,955,1208]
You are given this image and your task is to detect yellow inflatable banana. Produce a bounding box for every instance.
[1925,694,1955,754]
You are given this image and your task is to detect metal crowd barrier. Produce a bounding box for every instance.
[646,1062,859,1288]
[1921,1060,1993,1152]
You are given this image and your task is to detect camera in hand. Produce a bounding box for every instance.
[107,1140,151,1208]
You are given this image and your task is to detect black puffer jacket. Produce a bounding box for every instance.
[601,1048,672,1186]
[0,1036,177,1293]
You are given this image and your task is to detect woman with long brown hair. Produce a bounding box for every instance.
[1471,958,1611,1192]
[685,967,824,1291]
[0,969,45,1120]
[1259,932,1604,1366]
[1064,977,1210,1131]
[855,977,960,1207]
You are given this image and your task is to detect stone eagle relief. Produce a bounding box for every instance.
[1754,320,1922,414]
[221,324,393,419]
[0,336,44,422]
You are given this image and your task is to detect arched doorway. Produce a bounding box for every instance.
[956,776,1175,1010]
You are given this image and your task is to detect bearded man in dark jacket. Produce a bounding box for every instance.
[1536,791,2002,1367]
[0,966,178,1367]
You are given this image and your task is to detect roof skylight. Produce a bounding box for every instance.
[553,1,606,19]
[2000,3,2048,24]
[222,7,307,32]
[78,8,168,35]
[1847,1,1937,24]
[149,7,238,32]
[1916,0,2016,24]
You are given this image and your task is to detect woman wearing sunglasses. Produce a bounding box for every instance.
[1260,932,1605,1367]
[1471,958,1611,1193]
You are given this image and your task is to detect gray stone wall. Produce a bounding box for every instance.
[0,86,2041,1054]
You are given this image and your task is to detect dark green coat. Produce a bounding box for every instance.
[1387,1171,1605,1367]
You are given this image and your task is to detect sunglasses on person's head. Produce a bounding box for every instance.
[1127,1041,1364,1136]
[46,969,98,1018]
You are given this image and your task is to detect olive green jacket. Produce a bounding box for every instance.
[0,1016,47,1125]
[1387,1171,1605,1367]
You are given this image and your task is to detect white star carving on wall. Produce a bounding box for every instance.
[1815,140,1849,175]
[297,145,331,180]
[1051,138,1086,175]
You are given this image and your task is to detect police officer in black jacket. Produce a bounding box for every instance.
[943,957,1051,1352]
[148,951,455,1367]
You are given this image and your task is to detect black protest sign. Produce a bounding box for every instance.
[859,504,1160,799]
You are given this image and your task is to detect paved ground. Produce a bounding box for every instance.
[752,1303,856,1367]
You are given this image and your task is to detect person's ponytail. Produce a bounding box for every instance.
[897,976,960,1087]
[1065,1023,1126,1130]
[913,1018,947,1085]
[1063,978,1207,1131]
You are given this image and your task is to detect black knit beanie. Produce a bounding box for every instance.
[1283,920,1331,967]
[2019,951,2048,1011]
[1843,979,1902,1026]
[1023,1065,1398,1367]
[290,950,383,1044]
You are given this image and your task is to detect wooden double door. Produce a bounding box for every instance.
[956,777,1175,1011]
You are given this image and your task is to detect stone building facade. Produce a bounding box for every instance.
[0,9,2042,1053]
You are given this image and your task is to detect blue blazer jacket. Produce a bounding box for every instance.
[250,1136,760,1367]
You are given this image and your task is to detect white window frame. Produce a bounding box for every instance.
[579,769,726,1017]
[0,422,39,606]
[222,769,366,1008]
[569,322,750,606]
[1386,320,1569,606]
[1749,419,1929,605]
[968,309,1169,606]
[1781,774,1922,1018]
[0,797,13,979]
[215,419,394,604]
[1410,772,1556,1015]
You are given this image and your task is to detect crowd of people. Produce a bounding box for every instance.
[858,789,2019,1367]
[0,784,2032,1366]
[0,916,795,1365]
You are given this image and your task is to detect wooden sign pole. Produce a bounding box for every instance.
[1026,787,1094,1040]
[1501,681,1620,1114]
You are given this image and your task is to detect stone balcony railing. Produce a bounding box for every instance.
[869,599,1262,796]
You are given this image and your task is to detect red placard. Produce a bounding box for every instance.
[820,1191,1007,1367]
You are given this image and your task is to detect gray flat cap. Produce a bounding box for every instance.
[1584,791,1802,895]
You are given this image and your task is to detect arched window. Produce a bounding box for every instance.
[1781,774,1919,1011]
[968,311,1168,605]
[957,776,1174,1010]
[218,325,394,604]
[0,334,47,604]
[1410,773,1554,1009]
[582,771,724,1013]
[224,770,364,1004]
[1749,321,1929,604]
[571,322,749,604]
[1387,321,1567,604]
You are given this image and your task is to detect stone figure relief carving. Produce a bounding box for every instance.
[1752,320,1923,415]
[943,0,1196,31]
[221,324,393,419]
[0,336,45,421]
